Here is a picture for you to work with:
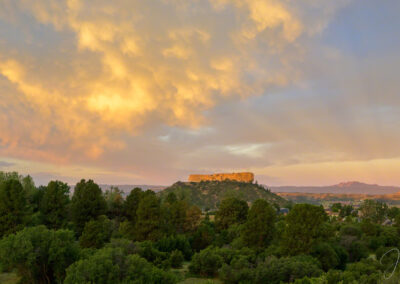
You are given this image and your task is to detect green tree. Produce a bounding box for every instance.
[254,255,323,284]
[281,204,328,255]
[359,199,388,224]
[183,205,202,233]
[64,247,177,284]
[331,203,342,212]
[191,221,216,252]
[79,215,113,248]
[242,199,276,248]
[387,206,400,221]
[311,242,340,271]
[40,180,70,229]
[165,200,188,234]
[170,250,184,268]
[104,186,124,220]
[0,225,79,284]
[135,193,162,241]
[0,179,29,237]
[215,198,249,230]
[70,179,107,235]
[339,205,354,219]
[189,247,223,277]
[124,187,143,223]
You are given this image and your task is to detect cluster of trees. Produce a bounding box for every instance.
[1,172,400,283]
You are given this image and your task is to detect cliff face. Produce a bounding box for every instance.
[188,172,254,183]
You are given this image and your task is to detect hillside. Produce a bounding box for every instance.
[270,181,400,195]
[159,180,289,210]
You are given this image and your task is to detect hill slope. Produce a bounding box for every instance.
[159,180,289,210]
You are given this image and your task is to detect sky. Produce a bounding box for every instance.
[0,0,400,186]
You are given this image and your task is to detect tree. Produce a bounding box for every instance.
[70,179,107,235]
[242,199,276,248]
[135,193,162,241]
[215,198,249,230]
[339,205,354,219]
[331,203,342,213]
[311,242,340,271]
[170,250,184,268]
[164,199,188,234]
[64,248,177,284]
[359,199,388,224]
[0,225,79,284]
[40,180,70,229]
[189,247,223,277]
[183,205,202,233]
[388,206,400,221]
[0,179,29,237]
[254,255,323,284]
[124,187,143,223]
[104,186,124,220]
[281,204,328,255]
[191,221,216,252]
[79,215,113,248]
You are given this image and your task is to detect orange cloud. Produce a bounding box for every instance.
[0,0,350,182]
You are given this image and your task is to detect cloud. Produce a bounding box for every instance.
[0,161,14,168]
[0,0,349,162]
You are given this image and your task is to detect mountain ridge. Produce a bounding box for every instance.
[270,181,400,195]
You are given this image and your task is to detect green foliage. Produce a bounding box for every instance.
[359,199,388,224]
[64,247,177,284]
[124,187,143,223]
[242,199,276,248]
[215,198,248,230]
[339,204,354,219]
[254,255,323,284]
[311,242,339,271]
[170,249,184,268]
[159,180,289,210]
[218,256,254,284]
[40,180,70,229]
[191,221,216,252]
[331,203,342,212]
[189,247,224,277]
[0,225,79,284]
[0,179,29,237]
[156,235,193,260]
[281,204,328,255]
[135,192,162,241]
[71,179,107,235]
[348,240,368,262]
[79,215,113,248]
[104,186,124,220]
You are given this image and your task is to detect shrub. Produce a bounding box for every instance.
[0,226,79,283]
[64,247,177,284]
[189,247,223,277]
[170,250,184,268]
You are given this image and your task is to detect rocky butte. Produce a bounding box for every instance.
[188,172,254,183]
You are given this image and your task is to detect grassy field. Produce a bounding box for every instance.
[0,273,19,284]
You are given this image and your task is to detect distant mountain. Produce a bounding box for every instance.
[270,181,400,195]
[159,180,290,210]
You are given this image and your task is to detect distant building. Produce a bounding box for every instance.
[188,172,254,183]
[279,208,289,215]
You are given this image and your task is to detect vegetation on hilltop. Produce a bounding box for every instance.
[159,180,290,210]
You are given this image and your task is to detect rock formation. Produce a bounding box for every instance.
[188,172,254,183]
